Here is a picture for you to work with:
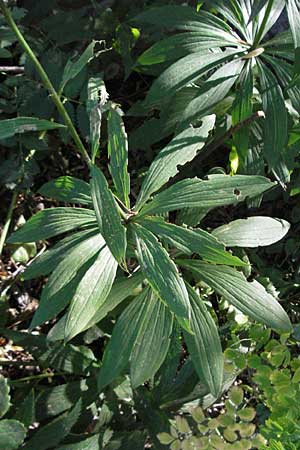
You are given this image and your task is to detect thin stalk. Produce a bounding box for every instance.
[0,190,18,258]
[0,1,91,166]
[253,0,274,47]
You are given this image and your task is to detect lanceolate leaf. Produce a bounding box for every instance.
[135,116,215,210]
[0,420,26,450]
[286,0,300,73]
[87,77,108,160]
[145,50,243,107]
[139,175,274,216]
[132,223,191,323]
[0,117,65,140]
[8,208,97,243]
[90,164,127,265]
[39,176,92,205]
[178,260,292,332]
[65,245,118,341]
[108,106,130,207]
[258,60,288,173]
[98,288,173,390]
[183,285,223,397]
[212,216,290,247]
[0,375,10,418]
[138,216,246,266]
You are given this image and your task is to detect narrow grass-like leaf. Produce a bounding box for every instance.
[138,216,246,266]
[286,0,300,73]
[139,175,274,216]
[184,285,223,397]
[90,164,127,265]
[39,176,92,205]
[132,223,190,322]
[8,208,96,243]
[135,116,215,210]
[212,216,290,247]
[87,77,108,160]
[0,420,26,450]
[65,245,117,341]
[0,117,65,140]
[178,260,292,332]
[108,106,130,207]
[98,288,173,390]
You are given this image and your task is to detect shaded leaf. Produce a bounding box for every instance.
[0,420,26,450]
[39,176,92,205]
[0,117,65,140]
[0,375,10,418]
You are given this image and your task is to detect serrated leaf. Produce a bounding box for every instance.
[0,375,10,418]
[0,117,65,140]
[177,260,292,332]
[108,106,130,207]
[90,164,127,266]
[39,176,92,205]
[139,175,274,216]
[132,223,191,323]
[65,245,117,341]
[135,116,215,210]
[212,216,290,247]
[0,420,26,450]
[183,285,223,397]
[229,386,244,406]
[22,400,81,450]
[138,216,246,266]
[8,207,97,243]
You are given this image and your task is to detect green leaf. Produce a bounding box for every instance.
[8,207,97,243]
[258,60,288,174]
[108,105,130,207]
[139,174,274,216]
[145,50,243,107]
[177,260,292,332]
[0,375,10,418]
[39,176,92,205]
[15,389,35,427]
[23,228,98,280]
[212,216,290,247]
[22,400,81,450]
[57,435,101,450]
[132,223,191,323]
[247,0,268,23]
[0,117,65,140]
[87,76,108,160]
[39,343,96,375]
[98,288,173,390]
[0,420,26,450]
[286,0,300,73]
[135,116,215,210]
[183,285,223,397]
[138,216,246,266]
[65,245,117,341]
[60,40,100,91]
[90,164,127,266]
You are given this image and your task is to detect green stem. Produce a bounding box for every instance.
[253,0,274,47]
[0,190,18,258]
[9,371,67,384]
[0,1,91,166]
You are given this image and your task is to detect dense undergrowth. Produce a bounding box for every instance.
[0,1,300,449]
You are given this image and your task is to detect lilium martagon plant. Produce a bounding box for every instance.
[8,97,292,398]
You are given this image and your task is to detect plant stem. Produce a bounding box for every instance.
[0,1,91,166]
[253,0,274,47]
[0,190,18,258]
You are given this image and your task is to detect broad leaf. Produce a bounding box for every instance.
[212,216,290,247]
[178,260,292,332]
[98,288,173,390]
[132,223,191,323]
[138,216,246,266]
[0,375,10,418]
[0,420,26,450]
[39,176,92,205]
[8,207,97,243]
[65,245,117,341]
[57,435,101,450]
[108,106,130,207]
[0,117,65,140]
[90,164,127,265]
[183,285,223,397]
[22,401,81,450]
[139,174,274,216]
[135,116,215,210]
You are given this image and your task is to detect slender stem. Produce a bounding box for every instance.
[9,371,67,384]
[253,0,274,47]
[0,190,18,258]
[0,65,24,73]
[0,1,91,166]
